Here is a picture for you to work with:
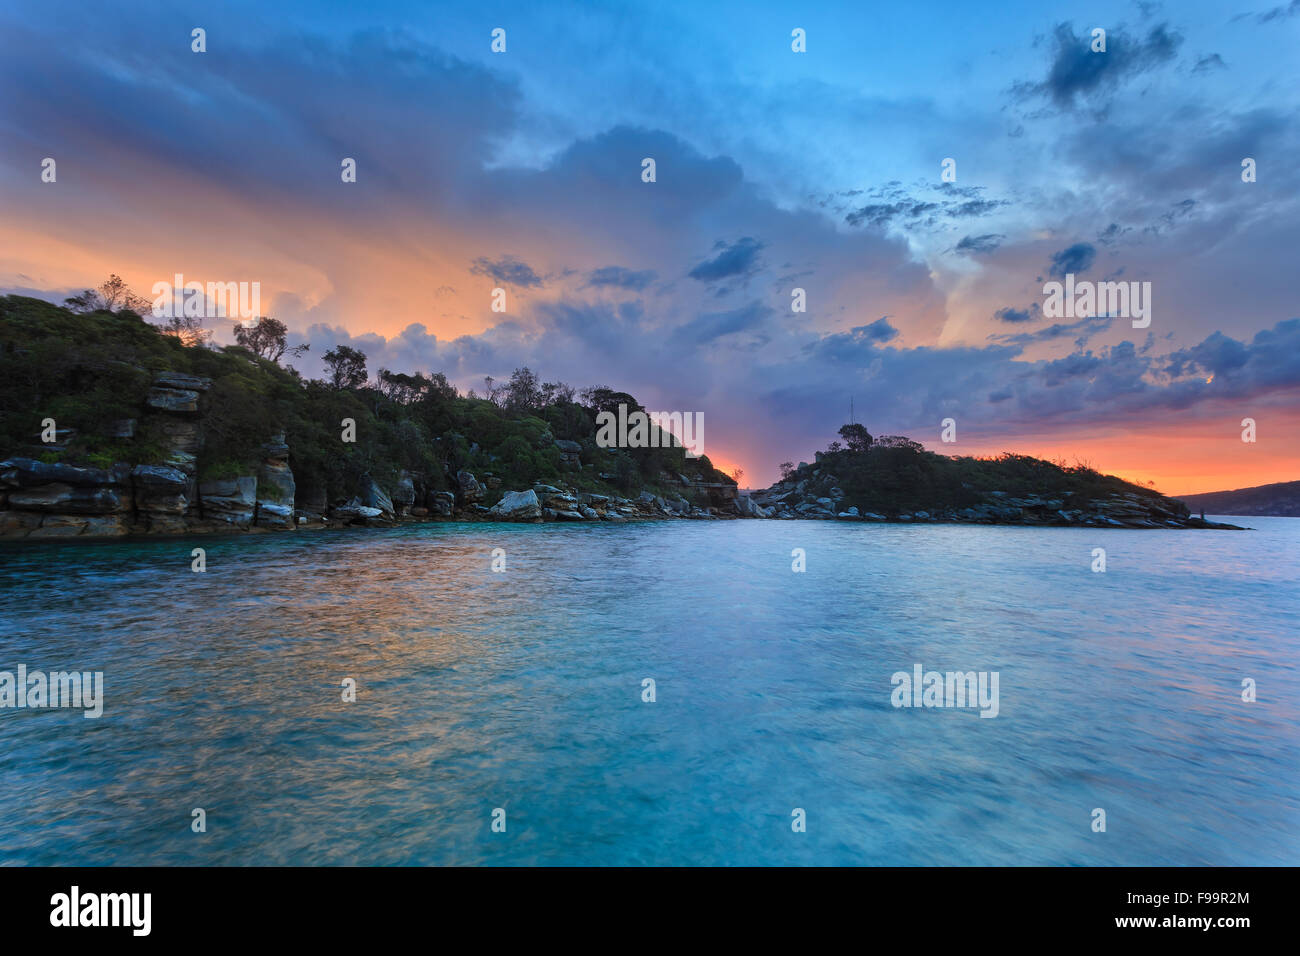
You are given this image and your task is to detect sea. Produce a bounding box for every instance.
[1,516,1296,865]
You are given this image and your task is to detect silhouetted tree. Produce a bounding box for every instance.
[158,314,212,347]
[233,316,307,363]
[838,423,874,452]
[64,274,151,314]
[323,345,368,390]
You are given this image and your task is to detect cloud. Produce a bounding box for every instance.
[1048,242,1097,277]
[1257,1,1300,23]
[1015,22,1182,110]
[956,234,1005,255]
[469,256,544,289]
[670,300,774,347]
[844,187,1008,230]
[845,200,940,229]
[1192,54,1226,73]
[585,266,657,291]
[990,314,1114,348]
[993,305,1036,324]
[687,238,764,282]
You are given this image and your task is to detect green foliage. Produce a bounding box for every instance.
[793,424,1173,517]
[0,296,735,509]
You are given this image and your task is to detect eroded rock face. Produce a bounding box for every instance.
[154,371,213,391]
[27,514,131,538]
[489,489,542,520]
[199,476,258,528]
[147,387,201,414]
[362,478,395,517]
[393,473,416,515]
[554,439,582,471]
[6,483,128,514]
[257,438,296,528]
[456,470,484,505]
[429,491,456,517]
[0,458,128,488]
[132,464,189,532]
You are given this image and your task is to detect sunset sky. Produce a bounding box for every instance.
[2,0,1297,492]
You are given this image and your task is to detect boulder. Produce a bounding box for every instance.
[256,502,295,530]
[154,371,212,391]
[363,478,395,517]
[392,473,417,514]
[554,438,582,471]
[332,501,384,523]
[147,387,201,414]
[456,470,484,504]
[429,491,456,516]
[199,476,258,528]
[489,489,542,521]
[131,465,189,518]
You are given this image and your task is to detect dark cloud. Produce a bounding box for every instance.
[802,318,900,364]
[956,234,1005,255]
[1048,242,1097,277]
[670,301,774,347]
[687,237,764,282]
[1015,22,1182,110]
[585,266,657,291]
[990,315,1114,348]
[1257,1,1300,23]
[469,256,544,288]
[845,184,1008,231]
[993,305,1035,324]
[1192,54,1226,73]
[845,200,940,229]
[949,199,1008,218]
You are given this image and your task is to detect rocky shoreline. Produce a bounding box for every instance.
[0,364,1244,540]
[0,454,1244,539]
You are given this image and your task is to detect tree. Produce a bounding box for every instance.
[838,423,874,453]
[64,274,151,314]
[778,461,795,481]
[158,314,212,347]
[504,366,542,411]
[377,369,434,405]
[234,316,308,364]
[98,274,151,313]
[731,468,744,486]
[323,345,368,390]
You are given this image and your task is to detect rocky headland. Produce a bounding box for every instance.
[0,292,1243,539]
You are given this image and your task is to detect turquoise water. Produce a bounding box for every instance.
[1,517,1297,866]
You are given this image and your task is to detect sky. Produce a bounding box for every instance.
[1,0,1297,493]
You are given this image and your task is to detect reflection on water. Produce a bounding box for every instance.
[1,518,1297,865]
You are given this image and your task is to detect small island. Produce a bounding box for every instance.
[0,292,1241,539]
